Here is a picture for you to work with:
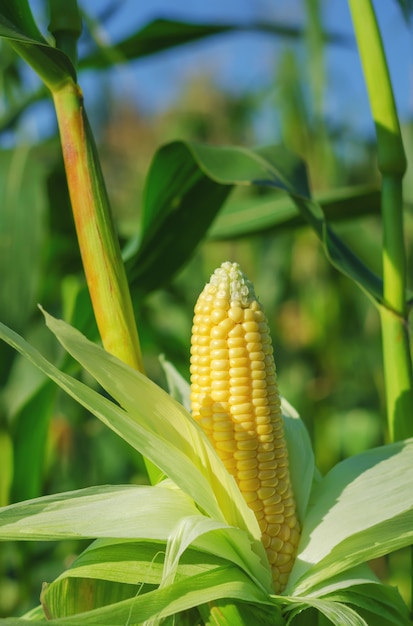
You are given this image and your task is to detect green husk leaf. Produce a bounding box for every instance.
[40,310,261,540]
[0,483,198,541]
[288,438,413,594]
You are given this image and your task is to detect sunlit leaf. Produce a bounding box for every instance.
[289,438,413,594]
[127,141,383,304]
[0,483,198,540]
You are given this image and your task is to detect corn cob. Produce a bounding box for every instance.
[190,261,300,592]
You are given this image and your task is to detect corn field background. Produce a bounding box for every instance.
[0,0,413,622]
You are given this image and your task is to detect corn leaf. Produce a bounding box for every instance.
[0,483,198,541]
[47,538,230,586]
[0,1,75,88]
[80,17,350,70]
[288,438,413,594]
[40,310,262,540]
[127,140,383,304]
[208,185,380,239]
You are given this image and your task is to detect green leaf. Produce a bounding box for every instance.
[45,567,273,625]
[289,439,413,594]
[126,141,231,294]
[0,145,47,332]
[80,18,350,70]
[0,483,199,541]
[40,311,262,541]
[127,140,383,304]
[0,1,75,89]
[208,186,381,239]
[0,430,13,507]
[11,381,57,502]
[49,538,230,586]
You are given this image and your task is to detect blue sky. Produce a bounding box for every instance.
[76,0,412,138]
[22,0,413,144]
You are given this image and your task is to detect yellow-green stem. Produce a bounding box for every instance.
[52,80,144,373]
[349,0,413,442]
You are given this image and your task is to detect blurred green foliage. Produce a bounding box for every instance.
[0,0,412,617]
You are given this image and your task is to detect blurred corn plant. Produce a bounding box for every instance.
[0,0,412,624]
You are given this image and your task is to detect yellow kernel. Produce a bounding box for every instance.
[255,406,271,417]
[211,359,230,371]
[257,451,275,462]
[263,493,283,509]
[267,523,281,537]
[242,321,258,332]
[230,386,250,396]
[214,298,230,310]
[231,402,252,415]
[238,468,258,480]
[234,420,255,430]
[211,370,229,380]
[243,309,256,321]
[242,491,259,504]
[210,309,227,323]
[237,457,257,471]
[211,391,228,402]
[234,429,255,441]
[267,513,285,524]
[227,337,245,348]
[282,542,295,555]
[258,486,275,500]
[239,477,260,492]
[228,307,243,322]
[249,351,265,361]
[230,357,250,367]
[270,536,284,553]
[251,360,265,371]
[252,379,266,389]
[228,324,244,338]
[233,449,256,460]
[229,367,250,378]
[216,440,237,453]
[278,525,291,542]
[211,380,229,391]
[257,424,273,436]
[229,347,246,358]
[258,469,276,481]
[261,533,271,549]
[245,331,261,342]
[237,439,258,451]
[210,349,228,359]
[213,430,233,442]
[251,370,266,380]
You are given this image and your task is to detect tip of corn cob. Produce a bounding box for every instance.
[190,261,300,593]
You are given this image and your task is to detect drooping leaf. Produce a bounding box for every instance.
[80,18,351,70]
[127,141,383,304]
[288,438,413,594]
[126,141,231,294]
[0,2,75,89]
[208,185,380,239]
[40,311,263,541]
[0,483,199,541]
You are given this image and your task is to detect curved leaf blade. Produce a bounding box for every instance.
[289,438,413,594]
[80,18,351,70]
[208,186,381,239]
[0,2,75,88]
